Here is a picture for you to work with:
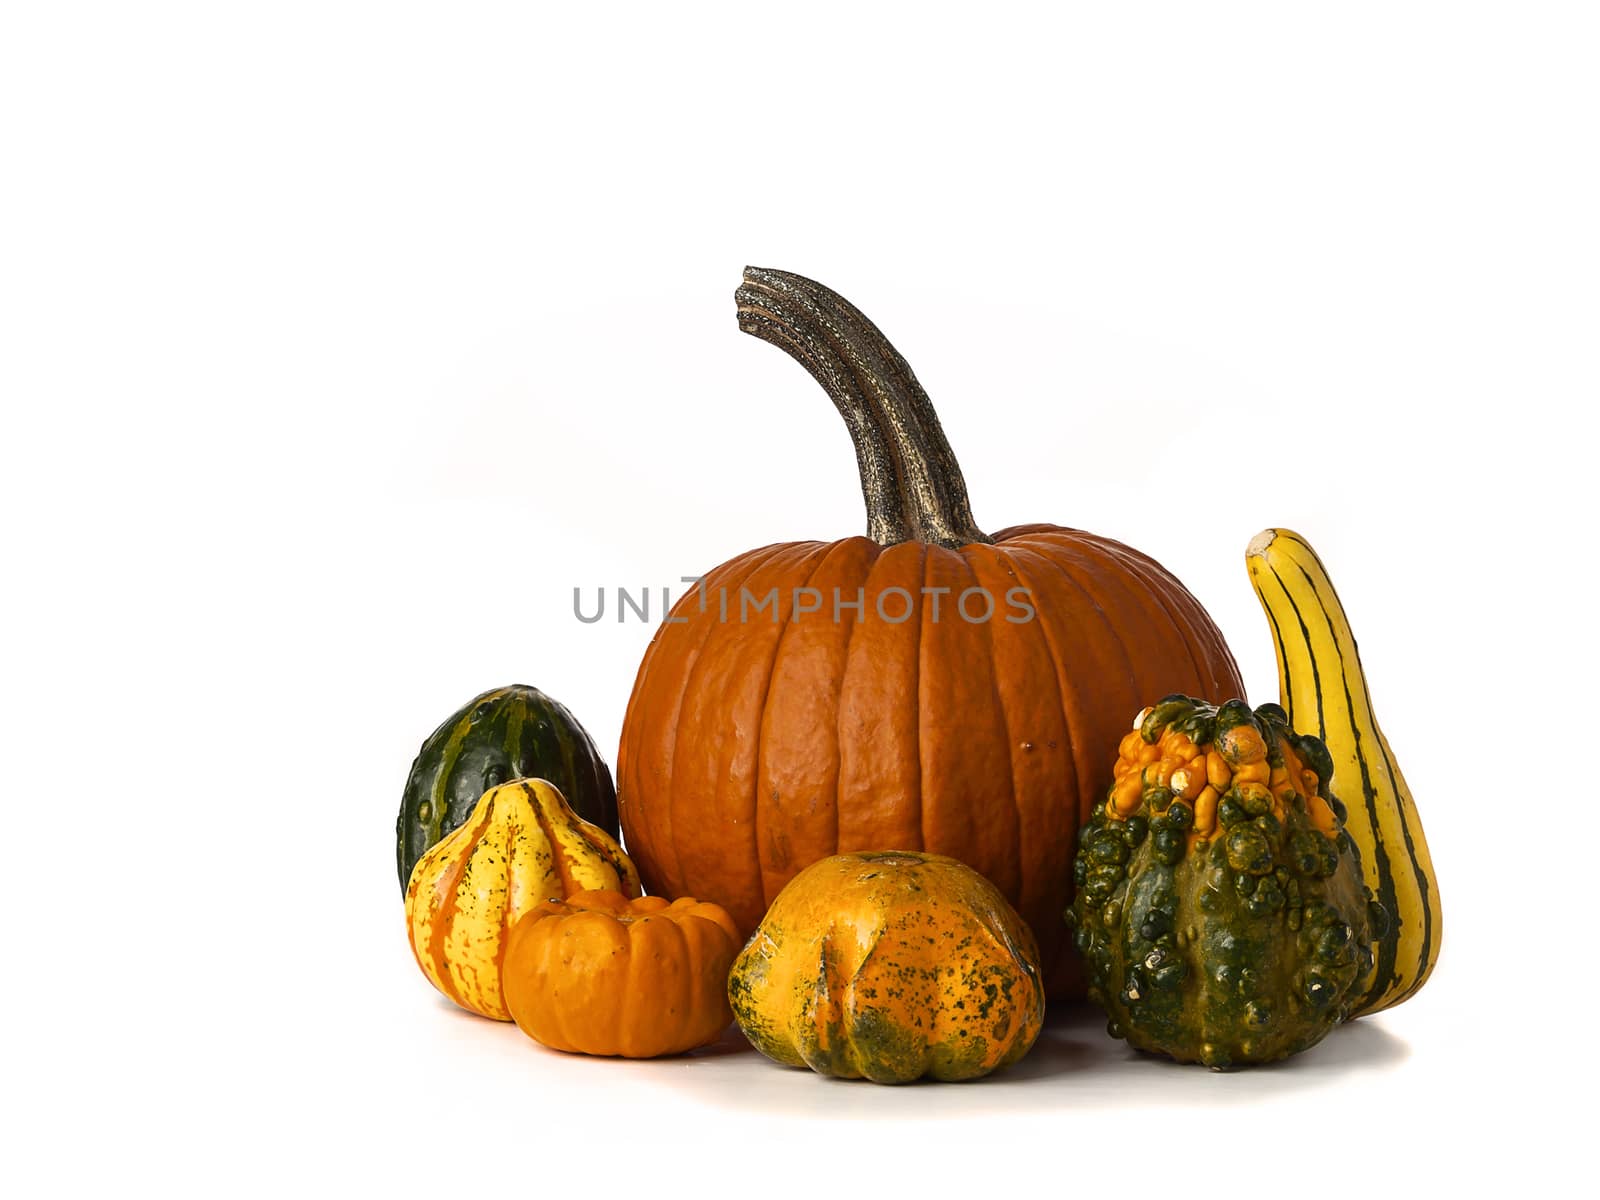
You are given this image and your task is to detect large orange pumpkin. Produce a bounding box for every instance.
[617,268,1244,995]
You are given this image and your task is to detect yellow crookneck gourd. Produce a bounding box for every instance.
[404,778,641,1020]
[1246,528,1441,1015]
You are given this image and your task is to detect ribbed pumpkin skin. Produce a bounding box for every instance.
[503,891,741,1057]
[618,526,1243,996]
[396,685,618,894]
[405,779,641,1020]
[727,852,1045,1083]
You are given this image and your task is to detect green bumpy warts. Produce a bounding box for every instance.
[1067,696,1389,1069]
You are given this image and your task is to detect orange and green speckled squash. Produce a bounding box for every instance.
[503,891,741,1058]
[727,851,1045,1083]
[404,778,640,1020]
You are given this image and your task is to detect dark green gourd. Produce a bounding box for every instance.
[395,685,619,892]
[1067,696,1389,1069]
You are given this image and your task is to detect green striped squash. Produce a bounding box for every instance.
[395,685,619,893]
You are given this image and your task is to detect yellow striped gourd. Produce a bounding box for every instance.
[1246,528,1441,1014]
[404,778,641,1020]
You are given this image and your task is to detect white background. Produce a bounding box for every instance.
[5,3,1595,1196]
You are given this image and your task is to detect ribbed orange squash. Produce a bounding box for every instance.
[618,269,1244,995]
[404,779,640,1020]
[503,891,741,1057]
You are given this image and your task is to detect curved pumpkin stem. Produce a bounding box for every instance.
[734,270,911,545]
[735,267,991,550]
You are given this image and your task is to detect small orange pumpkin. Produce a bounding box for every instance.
[503,890,742,1058]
